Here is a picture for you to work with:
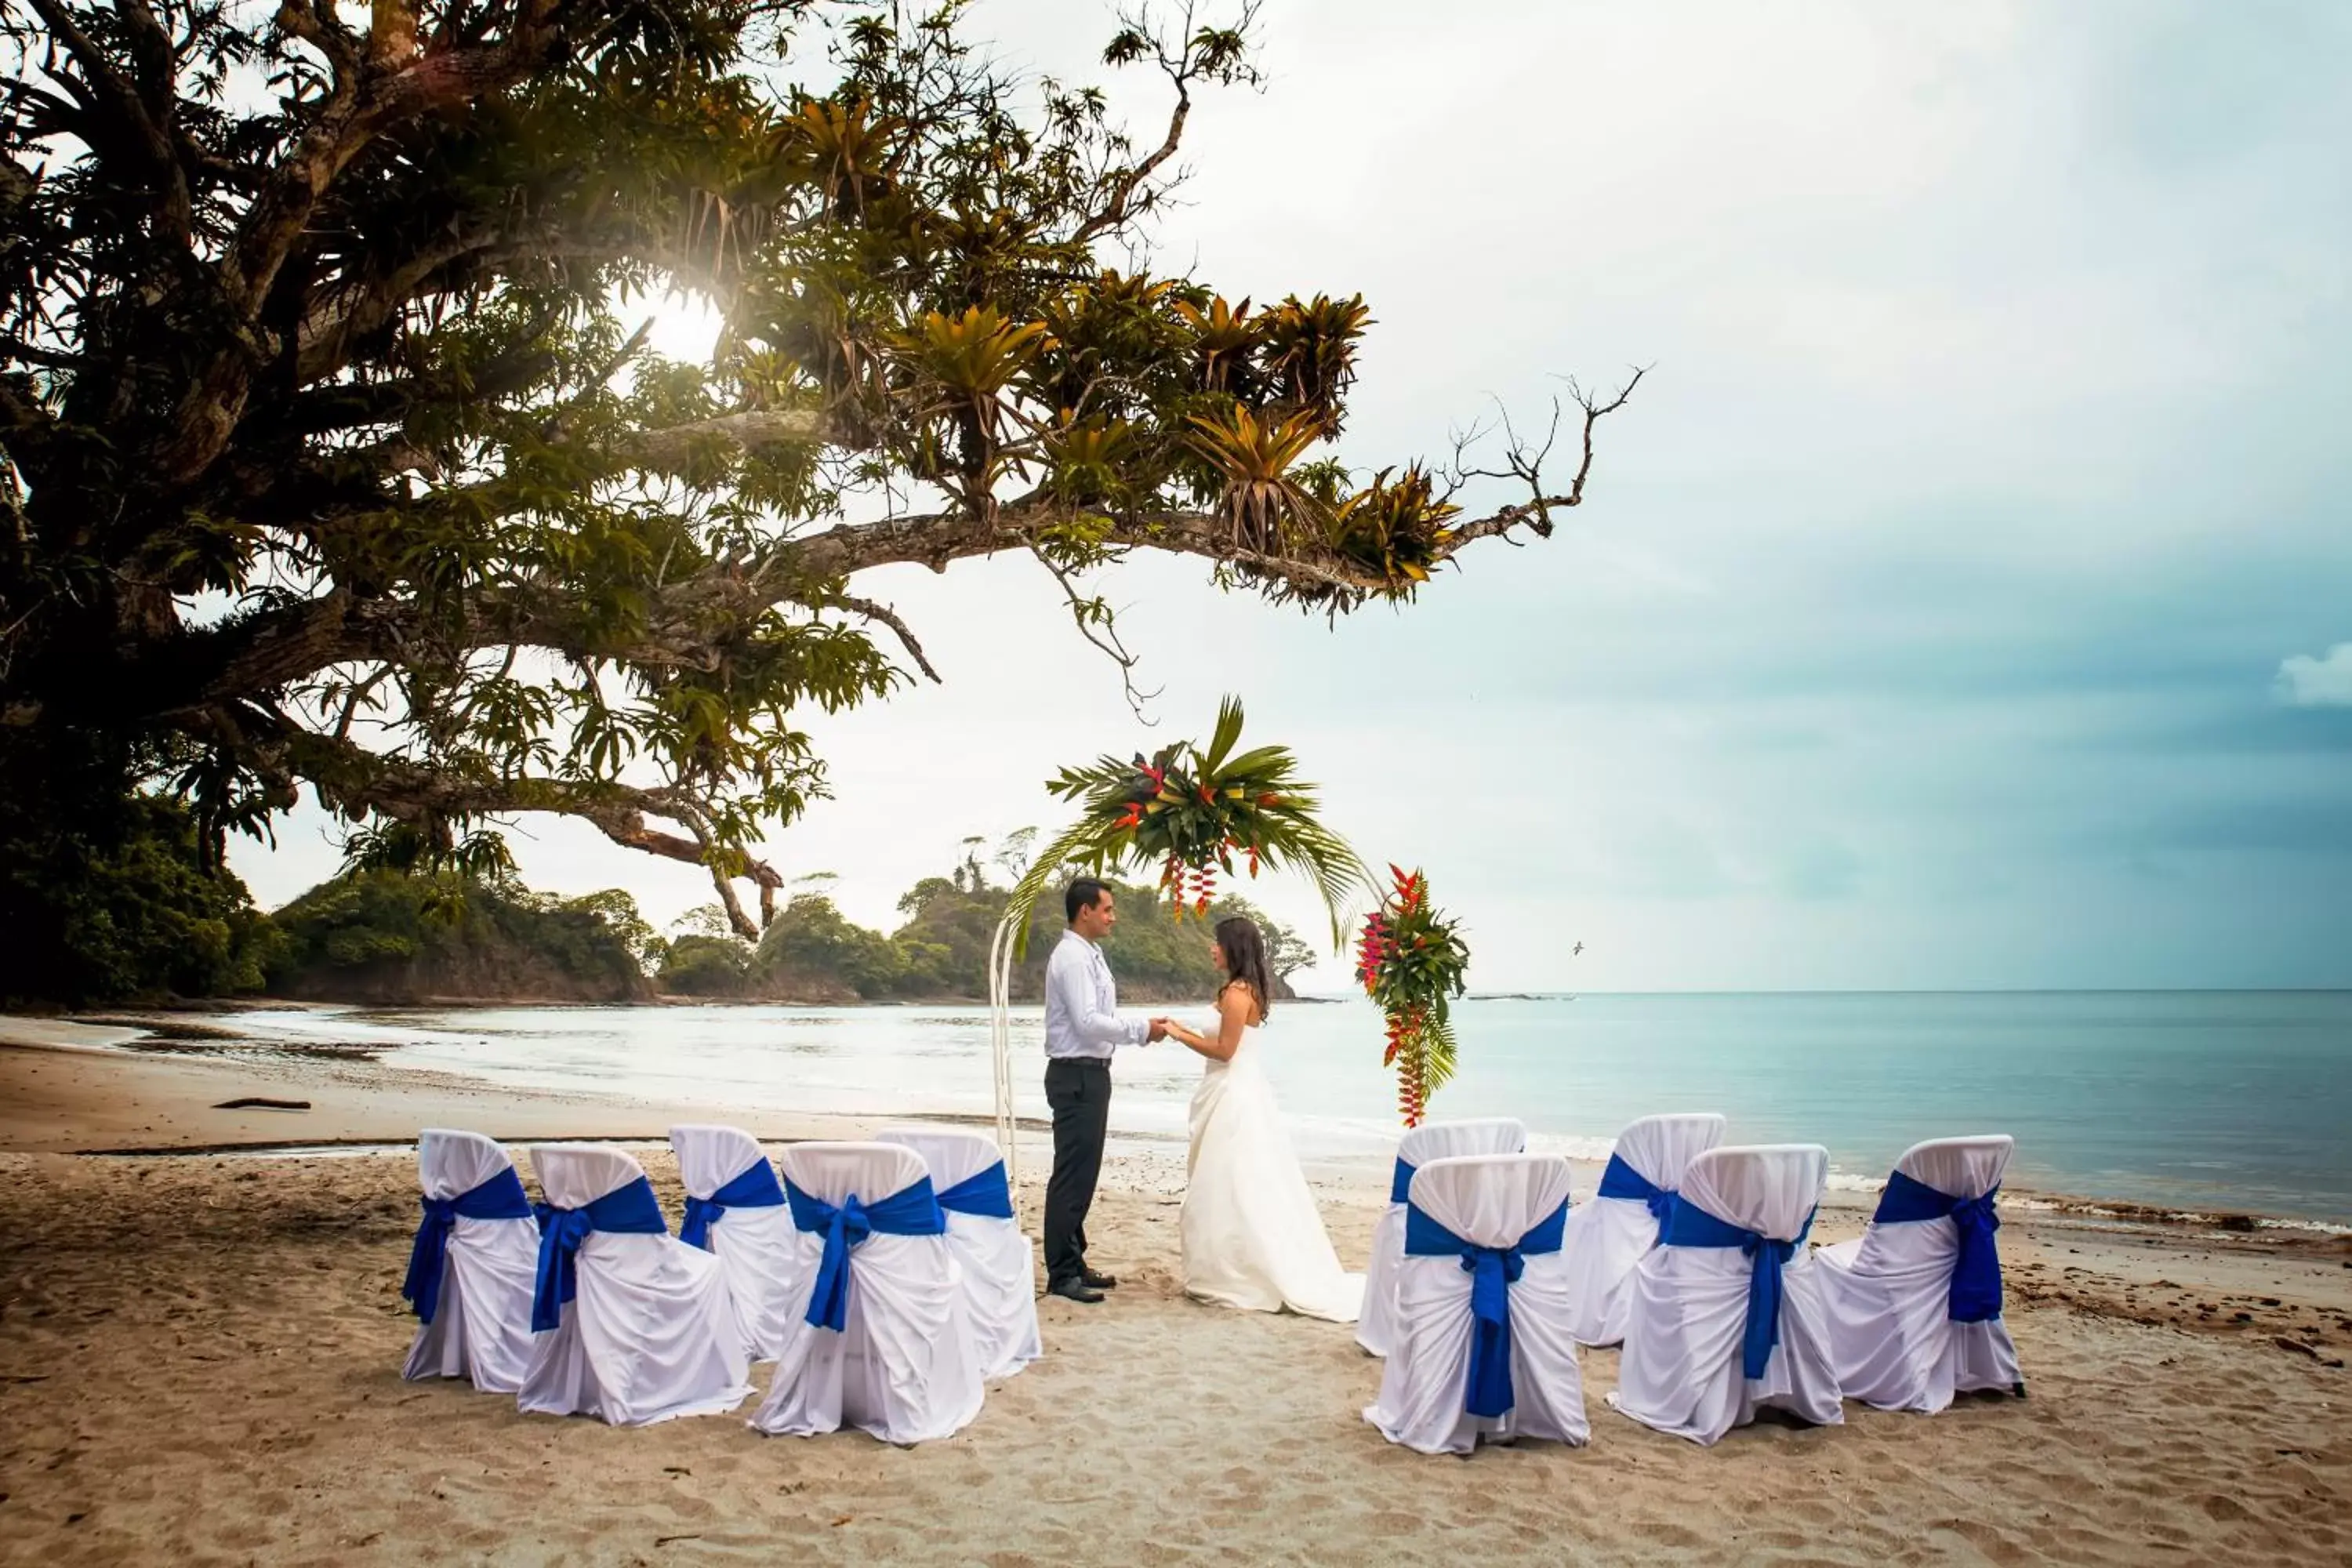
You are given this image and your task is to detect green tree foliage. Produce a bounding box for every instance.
[556,887,665,974]
[0,757,280,1007]
[754,891,906,998]
[0,0,1634,997]
[269,871,648,1003]
[655,933,757,997]
[731,860,1310,1003]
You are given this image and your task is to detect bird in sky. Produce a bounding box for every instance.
[1572,942,1584,957]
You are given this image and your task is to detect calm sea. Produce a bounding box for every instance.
[219,990,2352,1225]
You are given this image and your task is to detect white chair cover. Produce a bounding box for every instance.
[670,1124,796,1362]
[401,1128,541,1393]
[878,1126,1042,1380]
[750,1142,986,1444]
[1363,1154,1588,1455]
[1556,1112,1727,1346]
[516,1144,752,1427]
[1610,1144,1842,1446]
[1815,1135,2022,1413]
[1357,1118,1528,1357]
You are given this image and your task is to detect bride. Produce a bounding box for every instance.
[1161,915,1364,1323]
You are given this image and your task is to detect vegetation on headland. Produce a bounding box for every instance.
[243,840,1316,1007]
[661,851,1312,1004]
[267,872,652,1005]
[0,0,1633,1007]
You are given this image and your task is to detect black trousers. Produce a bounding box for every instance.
[1043,1058,1112,1286]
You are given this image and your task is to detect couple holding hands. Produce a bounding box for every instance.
[1040,878,1362,1323]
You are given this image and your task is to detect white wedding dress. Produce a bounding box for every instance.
[1182,1019,1364,1323]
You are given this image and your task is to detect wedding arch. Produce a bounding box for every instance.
[982,699,1370,1184]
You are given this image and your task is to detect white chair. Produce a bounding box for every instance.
[517,1144,752,1426]
[878,1126,1042,1380]
[1610,1144,1842,1446]
[670,1123,795,1362]
[1357,1118,1528,1357]
[1363,1154,1588,1456]
[750,1142,985,1444]
[1556,1112,1727,1346]
[1815,1134,2023,1413]
[400,1128,542,1392]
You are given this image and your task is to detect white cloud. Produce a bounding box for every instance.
[2276,643,2352,708]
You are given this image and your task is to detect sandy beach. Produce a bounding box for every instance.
[1,1029,2347,1566]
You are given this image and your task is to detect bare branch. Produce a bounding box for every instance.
[1025,539,1161,720]
[832,594,942,684]
[1076,2,1263,244]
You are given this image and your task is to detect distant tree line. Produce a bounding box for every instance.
[1,802,1317,1009]
[658,840,1313,1003]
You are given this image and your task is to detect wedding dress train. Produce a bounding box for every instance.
[1182,1022,1364,1323]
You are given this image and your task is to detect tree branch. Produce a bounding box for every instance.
[624,408,833,468]
[831,594,941,684]
[259,728,786,915]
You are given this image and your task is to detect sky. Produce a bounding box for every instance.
[230,0,2352,993]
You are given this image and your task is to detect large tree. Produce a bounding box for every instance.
[0,0,1636,948]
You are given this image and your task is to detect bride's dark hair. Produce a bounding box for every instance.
[1212,914,1274,1023]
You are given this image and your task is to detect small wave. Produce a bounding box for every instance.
[1523,1132,1620,1164]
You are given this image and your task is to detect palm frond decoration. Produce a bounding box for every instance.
[1004,696,1372,958]
[1356,865,1471,1127]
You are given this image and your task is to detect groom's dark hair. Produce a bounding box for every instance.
[1064,878,1111,924]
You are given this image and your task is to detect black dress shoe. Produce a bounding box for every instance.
[1047,1277,1105,1305]
[1080,1269,1119,1290]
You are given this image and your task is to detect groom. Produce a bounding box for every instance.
[1041,878,1168,1304]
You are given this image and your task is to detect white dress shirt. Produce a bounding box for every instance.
[1042,928,1149,1061]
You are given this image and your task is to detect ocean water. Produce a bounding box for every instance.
[213,990,2352,1224]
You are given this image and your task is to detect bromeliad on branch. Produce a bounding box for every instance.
[1357,866,1471,1127]
[1003,697,1370,956]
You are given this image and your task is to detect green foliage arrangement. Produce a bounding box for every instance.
[1007,697,1370,955]
[1354,866,1471,1126]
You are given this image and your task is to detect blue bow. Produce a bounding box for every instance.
[936,1161,1015,1221]
[1388,1156,1417,1206]
[680,1158,786,1250]
[1403,1200,1569,1420]
[1873,1169,2004,1323]
[530,1175,668,1332]
[401,1165,535,1325]
[1661,1196,1817,1380]
[786,1176,946,1332]
[1595,1152,1678,1226]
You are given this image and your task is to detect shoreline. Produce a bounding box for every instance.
[7,1008,2345,1236]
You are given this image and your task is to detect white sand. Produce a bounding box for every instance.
[0,1036,2347,1564]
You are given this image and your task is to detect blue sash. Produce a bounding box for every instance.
[936,1161,1015,1220]
[402,1165,535,1324]
[1661,1196,1817,1380]
[1872,1170,2003,1323]
[680,1159,786,1250]
[1595,1152,1677,1225]
[785,1176,947,1332]
[1388,1156,1417,1206]
[1403,1200,1570,1420]
[530,1175,668,1332]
